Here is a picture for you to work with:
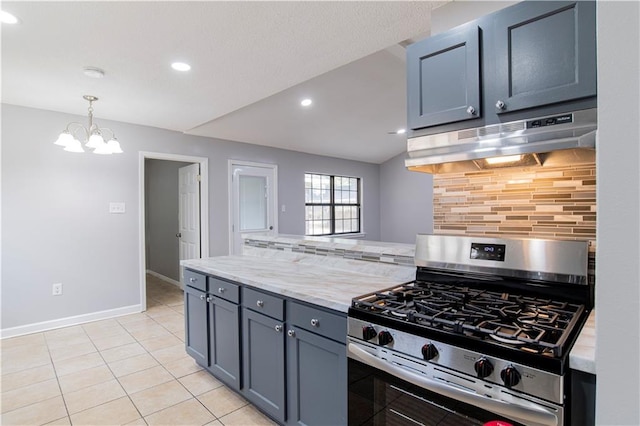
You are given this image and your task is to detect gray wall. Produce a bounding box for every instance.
[379,152,433,243]
[145,159,192,282]
[1,104,380,330]
[595,2,640,424]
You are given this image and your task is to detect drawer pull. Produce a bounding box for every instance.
[199,294,205,300]
[190,277,196,283]
[310,318,320,327]
[206,296,212,303]
[275,325,283,333]
[218,287,225,294]
[287,329,296,338]
[256,300,264,308]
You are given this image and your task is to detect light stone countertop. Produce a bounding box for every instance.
[243,233,416,257]
[569,310,596,374]
[181,255,414,313]
[183,247,597,375]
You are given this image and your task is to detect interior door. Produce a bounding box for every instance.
[230,163,277,255]
[178,163,201,271]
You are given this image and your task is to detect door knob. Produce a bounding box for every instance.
[269,226,273,230]
[176,233,182,238]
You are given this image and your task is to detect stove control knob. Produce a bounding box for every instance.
[500,365,521,388]
[474,357,494,378]
[378,331,394,346]
[421,343,439,361]
[362,326,377,341]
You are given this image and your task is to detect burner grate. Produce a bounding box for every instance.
[352,280,584,357]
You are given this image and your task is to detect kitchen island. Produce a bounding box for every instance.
[182,237,415,426]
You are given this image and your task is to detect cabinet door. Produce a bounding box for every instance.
[184,285,208,366]
[407,23,481,130]
[242,308,286,424]
[287,328,347,426]
[208,296,241,391]
[493,1,596,114]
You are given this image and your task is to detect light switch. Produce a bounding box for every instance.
[281,204,286,212]
[109,202,126,214]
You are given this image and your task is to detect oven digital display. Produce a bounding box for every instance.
[470,243,506,261]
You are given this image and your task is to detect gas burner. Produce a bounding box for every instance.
[352,279,585,357]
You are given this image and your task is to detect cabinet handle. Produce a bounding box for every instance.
[466,106,476,115]
[199,294,205,300]
[275,325,283,333]
[206,296,212,303]
[256,300,264,308]
[218,287,225,294]
[495,100,506,110]
[310,318,319,327]
[190,277,196,283]
[287,329,296,337]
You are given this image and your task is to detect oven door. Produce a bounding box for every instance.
[348,343,562,426]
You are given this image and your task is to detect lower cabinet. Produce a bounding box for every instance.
[208,295,241,390]
[184,270,241,392]
[185,269,347,425]
[570,369,595,426]
[242,308,287,423]
[286,327,347,426]
[184,284,208,366]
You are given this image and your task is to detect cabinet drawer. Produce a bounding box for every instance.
[208,276,240,304]
[184,269,207,292]
[289,301,347,344]
[243,287,284,320]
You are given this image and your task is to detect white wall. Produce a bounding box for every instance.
[145,159,192,282]
[430,1,518,35]
[595,2,640,424]
[379,152,433,243]
[1,104,380,333]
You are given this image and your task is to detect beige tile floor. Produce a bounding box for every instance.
[1,275,276,426]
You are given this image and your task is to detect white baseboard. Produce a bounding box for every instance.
[0,304,142,339]
[146,270,183,289]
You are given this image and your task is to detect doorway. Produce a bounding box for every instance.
[139,152,209,311]
[228,160,278,255]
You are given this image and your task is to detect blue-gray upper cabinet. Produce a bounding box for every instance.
[493,1,597,114]
[407,23,481,130]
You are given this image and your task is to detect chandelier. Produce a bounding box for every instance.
[53,95,123,154]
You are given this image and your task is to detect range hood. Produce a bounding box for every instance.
[405,108,597,174]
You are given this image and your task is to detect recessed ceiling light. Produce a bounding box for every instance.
[300,99,312,107]
[171,62,191,72]
[396,128,406,134]
[1,10,19,24]
[83,67,105,79]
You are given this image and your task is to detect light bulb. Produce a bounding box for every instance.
[63,138,85,153]
[86,133,105,149]
[93,142,113,155]
[485,155,523,165]
[106,139,123,154]
[54,132,74,147]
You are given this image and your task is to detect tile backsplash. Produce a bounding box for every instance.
[433,163,596,241]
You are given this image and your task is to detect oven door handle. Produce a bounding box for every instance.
[348,343,559,426]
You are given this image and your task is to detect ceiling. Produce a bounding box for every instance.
[1,1,445,164]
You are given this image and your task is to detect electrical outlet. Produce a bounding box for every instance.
[52,283,63,296]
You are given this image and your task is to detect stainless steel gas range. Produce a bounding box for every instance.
[347,235,592,426]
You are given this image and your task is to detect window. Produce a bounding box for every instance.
[305,173,361,236]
